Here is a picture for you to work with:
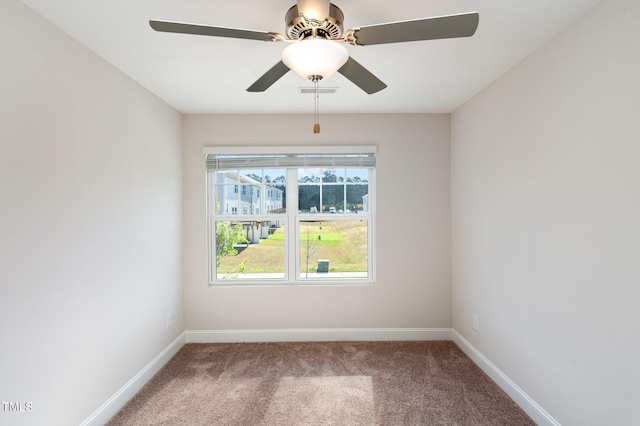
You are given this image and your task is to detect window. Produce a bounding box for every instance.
[205,146,376,285]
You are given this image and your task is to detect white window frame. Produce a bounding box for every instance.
[204,145,376,286]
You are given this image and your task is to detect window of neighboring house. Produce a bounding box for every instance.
[205,146,376,285]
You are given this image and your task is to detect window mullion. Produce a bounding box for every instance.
[368,169,375,280]
[287,168,298,281]
[319,169,323,213]
[208,173,215,283]
[343,168,347,213]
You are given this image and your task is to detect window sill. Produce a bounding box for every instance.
[208,279,375,288]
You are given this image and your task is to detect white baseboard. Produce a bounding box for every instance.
[451,330,560,426]
[186,328,453,343]
[80,332,186,426]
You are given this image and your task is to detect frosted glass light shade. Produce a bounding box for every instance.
[281,38,349,81]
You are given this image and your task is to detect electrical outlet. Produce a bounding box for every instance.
[473,315,479,332]
[166,313,173,329]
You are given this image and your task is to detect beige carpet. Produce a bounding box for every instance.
[107,341,534,425]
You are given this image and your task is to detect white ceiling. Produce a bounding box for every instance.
[20,0,603,114]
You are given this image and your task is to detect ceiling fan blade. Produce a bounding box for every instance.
[352,12,479,46]
[149,20,279,42]
[247,61,291,92]
[338,57,387,94]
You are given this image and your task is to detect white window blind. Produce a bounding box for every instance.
[204,146,376,171]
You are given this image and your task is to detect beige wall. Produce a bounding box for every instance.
[183,114,451,330]
[451,0,640,424]
[0,1,183,425]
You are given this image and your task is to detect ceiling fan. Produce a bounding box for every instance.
[150,0,479,131]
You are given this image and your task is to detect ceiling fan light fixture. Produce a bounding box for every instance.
[281,38,349,81]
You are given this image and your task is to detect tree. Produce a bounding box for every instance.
[322,169,338,182]
[300,175,320,183]
[272,175,287,209]
[302,222,322,277]
[216,221,249,278]
[299,185,320,211]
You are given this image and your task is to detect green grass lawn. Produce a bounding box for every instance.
[218,220,368,274]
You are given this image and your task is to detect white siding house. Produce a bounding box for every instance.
[216,171,283,215]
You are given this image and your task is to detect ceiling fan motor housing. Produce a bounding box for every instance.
[285,3,344,40]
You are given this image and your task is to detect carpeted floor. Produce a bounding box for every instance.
[107,341,535,425]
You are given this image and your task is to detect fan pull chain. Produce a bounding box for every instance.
[313,77,320,134]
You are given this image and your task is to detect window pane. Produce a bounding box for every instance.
[346,182,368,213]
[265,169,287,213]
[263,170,284,185]
[215,184,237,214]
[322,185,344,213]
[299,184,320,213]
[216,220,285,280]
[299,220,368,279]
[240,169,263,183]
[216,169,285,215]
[346,168,368,183]
[321,168,339,183]
[299,168,321,183]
